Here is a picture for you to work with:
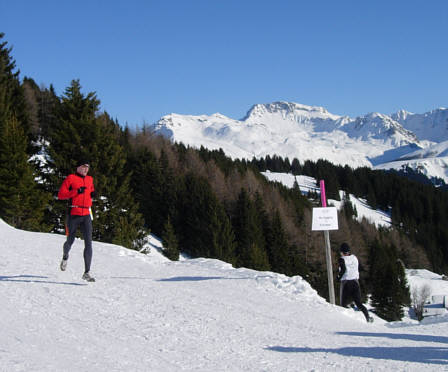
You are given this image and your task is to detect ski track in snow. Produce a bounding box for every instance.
[1,219,448,371]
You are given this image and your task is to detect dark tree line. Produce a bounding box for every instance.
[126,136,307,277]
[250,155,448,274]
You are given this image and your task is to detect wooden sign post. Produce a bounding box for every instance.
[311,180,336,305]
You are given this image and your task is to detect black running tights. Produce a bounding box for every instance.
[63,214,93,273]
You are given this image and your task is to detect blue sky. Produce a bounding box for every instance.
[1,0,447,126]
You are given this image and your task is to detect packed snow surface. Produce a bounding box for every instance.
[1,219,448,371]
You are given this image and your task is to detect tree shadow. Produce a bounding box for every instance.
[337,331,448,345]
[157,275,257,282]
[0,274,87,286]
[110,275,255,282]
[266,345,448,365]
[158,276,228,282]
[110,276,153,280]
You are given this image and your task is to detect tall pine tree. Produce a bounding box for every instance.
[161,216,180,261]
[209,205,237,264]
[44,80,146,249]
[267,210,291,274]
[0,114,49,230]
[369,239,410,321]
[0,33,31,149]
[91,113,147,249]
[175,173,233,260]
[232,189,270,271]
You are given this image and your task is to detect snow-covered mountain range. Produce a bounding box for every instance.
[150,102,448,183]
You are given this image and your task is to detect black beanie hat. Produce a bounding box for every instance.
[340,243,351,254]
[77,159,90,167]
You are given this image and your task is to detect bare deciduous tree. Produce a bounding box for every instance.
[412,284,431,321]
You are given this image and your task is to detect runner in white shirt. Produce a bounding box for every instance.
[337,243,373,323]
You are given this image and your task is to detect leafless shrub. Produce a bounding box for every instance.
[412,284,431,321]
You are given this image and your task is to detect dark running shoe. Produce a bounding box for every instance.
[60,259,68,271]
[82,272,96,282]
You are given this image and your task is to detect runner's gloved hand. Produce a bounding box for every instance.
[77,186,86,194]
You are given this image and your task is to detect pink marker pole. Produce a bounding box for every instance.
[320,180,327,207]
[319,179,335,304]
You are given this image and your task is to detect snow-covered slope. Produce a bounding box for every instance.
[262,171,392,228]
[372,139,448,183]
[2,219,448,371]
[261,171,320,194]
[150,102,448,183]
[392,108,448,143]
[339,112,418,145]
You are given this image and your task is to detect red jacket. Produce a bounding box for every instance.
[58,173,95,216]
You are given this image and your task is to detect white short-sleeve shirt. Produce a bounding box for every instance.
[341,254,359,281]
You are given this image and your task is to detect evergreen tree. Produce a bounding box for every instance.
[369,239,410,321]
[128,146,165,233]
[366,185,377,210]
[41,79,98,232]
[43,78,99,199]
[267,210,291,274]
[44,80,146,249]
[90,113,147,250]
[0,114,49,230]
[0,33,30,148]
[291,158,301,175]
[128,143,179,238]
[162,217,179,261]
[342,191,357,220]
[232,189,270,271]
[175,173,231,260]
[36,82,60,140]
[209,206,237,264]
[396,258,411,308]
[252,191,290,273]
[158,150,178,228]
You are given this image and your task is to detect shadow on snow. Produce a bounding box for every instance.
[110,275,256,281]
[267,331,448,365]
[337,331,448,345]
[266,345,448,365]
[0,274,87,286]
[157,274,275,282]
[158,276,239,282]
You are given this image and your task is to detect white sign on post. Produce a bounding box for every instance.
[312,207,338,231]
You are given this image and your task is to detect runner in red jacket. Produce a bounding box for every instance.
[58,160,96,282]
